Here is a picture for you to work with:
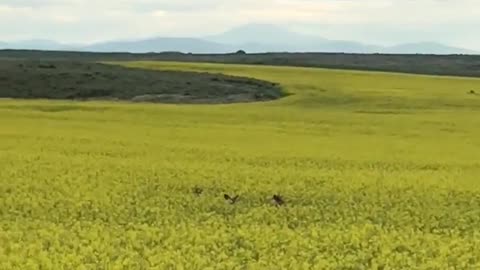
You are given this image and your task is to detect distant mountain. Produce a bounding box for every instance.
[0,24,477,54]
[208,24,376,53]
[384,42,477,55]
[82,37,233,53]
[208,24,477,54]
[209,23,327,46]
[3,39,68,50]
[315,40,382,54]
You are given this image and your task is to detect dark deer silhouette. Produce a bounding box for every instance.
[192,186,203,196]
[224,194,239,204]
[272,194,285,206]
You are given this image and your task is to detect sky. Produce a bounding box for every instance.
[0,0,479,49]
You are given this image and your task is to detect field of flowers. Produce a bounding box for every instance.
[1,62,480,269]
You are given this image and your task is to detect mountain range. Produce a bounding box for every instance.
[0,24,477,55]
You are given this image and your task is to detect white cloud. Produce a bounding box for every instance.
[0,0,479,49]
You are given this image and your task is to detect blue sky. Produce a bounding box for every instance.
[0,0,479,49]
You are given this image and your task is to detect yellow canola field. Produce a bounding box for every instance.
[1,62,480,269]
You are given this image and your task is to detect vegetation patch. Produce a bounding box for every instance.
[0,60,284,104]
[3,49,480,77]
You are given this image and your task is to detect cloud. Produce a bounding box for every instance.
[0,0,479,49]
